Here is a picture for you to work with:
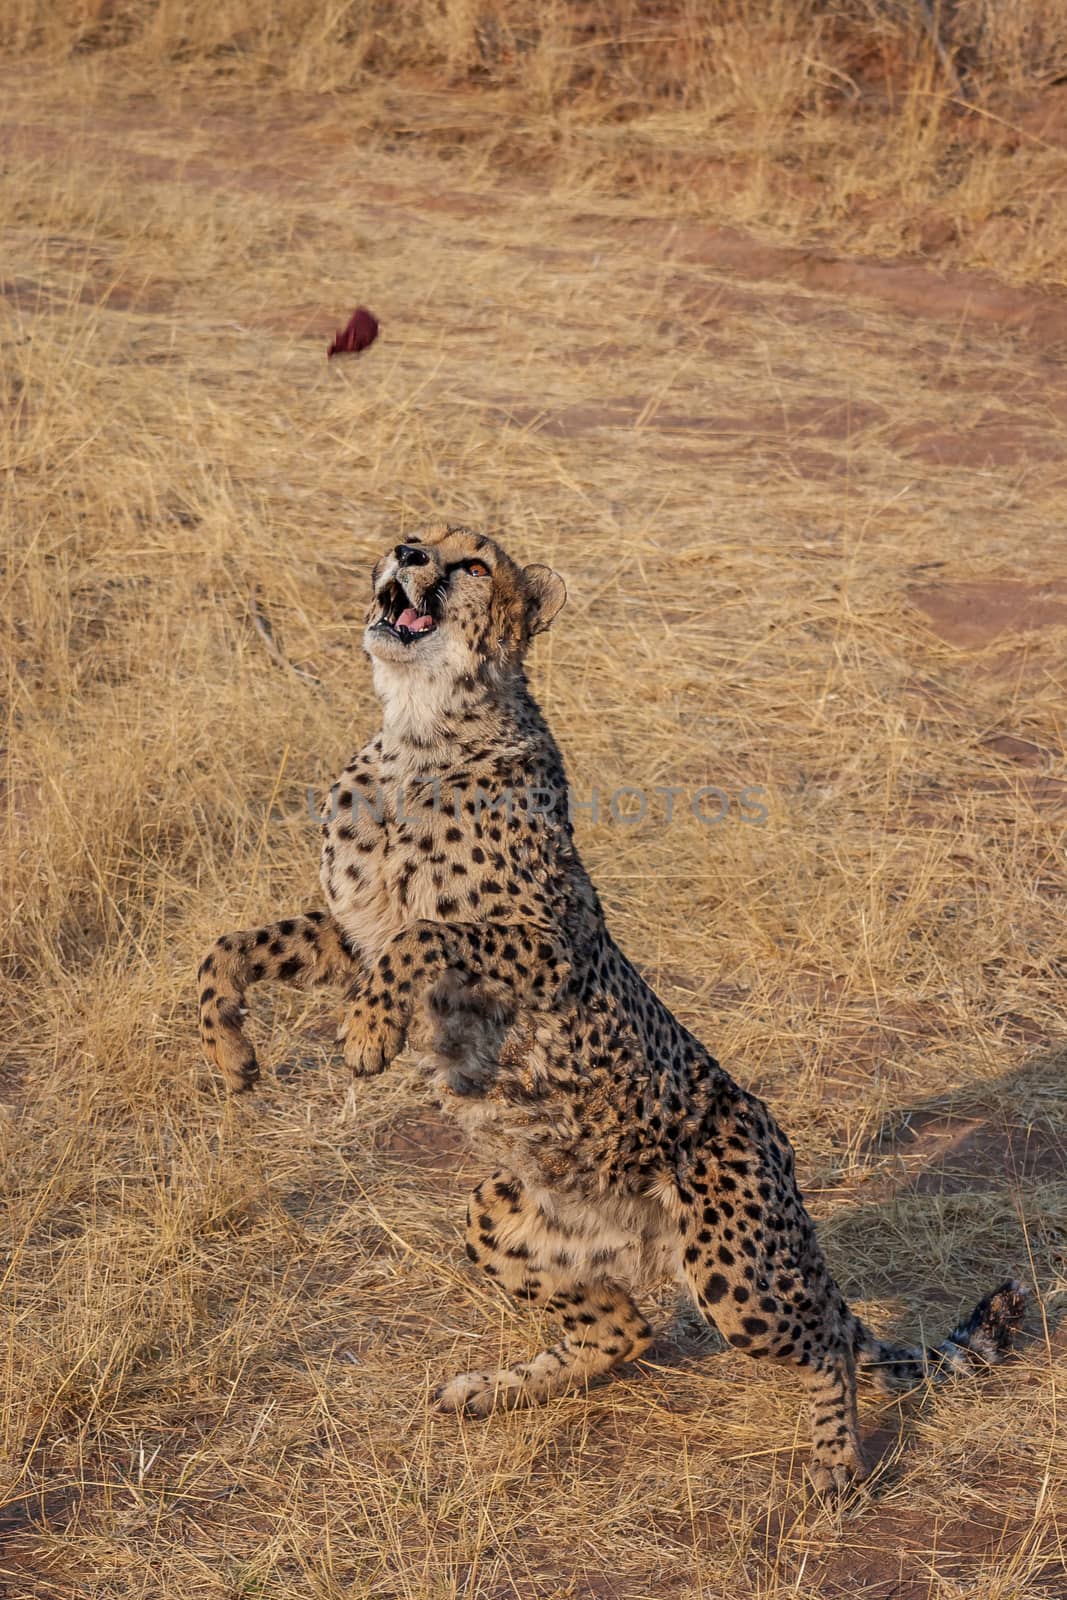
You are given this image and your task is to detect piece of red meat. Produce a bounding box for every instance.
[327,307,379,360]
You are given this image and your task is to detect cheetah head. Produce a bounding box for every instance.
[364,523,566,686]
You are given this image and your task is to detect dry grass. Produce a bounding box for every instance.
[5,2,1067,287]
[2,17,1067,1599]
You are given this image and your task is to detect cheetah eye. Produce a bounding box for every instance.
[464,560,490,577]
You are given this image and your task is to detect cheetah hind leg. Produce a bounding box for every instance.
[198,910,361,1092]
[800,1348,866,1497]
[680,1224,867,1498]
[437,1172,653,1415]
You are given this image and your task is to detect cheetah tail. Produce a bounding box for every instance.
[853,1279,1028,1394]
[197,910,361,1093]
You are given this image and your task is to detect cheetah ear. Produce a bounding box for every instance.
[523,565,566,636]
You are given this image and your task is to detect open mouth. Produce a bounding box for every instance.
[372,577,442,643]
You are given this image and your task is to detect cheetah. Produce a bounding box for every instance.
[199,522,1027,1495]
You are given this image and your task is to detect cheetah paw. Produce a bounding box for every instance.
[435,1371,507,1417]
[807,1458,868,1501]
[202,1002,260,1094]
[337,1005,405,1076]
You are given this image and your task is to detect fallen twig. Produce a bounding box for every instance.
[248,588,323,689]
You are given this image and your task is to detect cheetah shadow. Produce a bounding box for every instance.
[650,1043,1067,1400]
[260,1014,1065,1413]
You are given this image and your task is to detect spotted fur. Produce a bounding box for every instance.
[199,522,1027,1495]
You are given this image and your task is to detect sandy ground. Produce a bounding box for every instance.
[1,71,1066,1600]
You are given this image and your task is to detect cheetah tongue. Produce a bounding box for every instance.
[395,606,435,633]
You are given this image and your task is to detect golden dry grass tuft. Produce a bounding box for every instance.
[5,2,1067,286]
[1,20,1067,1599]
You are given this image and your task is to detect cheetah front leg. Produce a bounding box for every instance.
[437,1171,653,1414]
[337,919,569,1077]
[199,910,363,1092]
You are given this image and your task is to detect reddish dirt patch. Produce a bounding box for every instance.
[980,733,1050,766]
[642,221,1067,347]
[909,577,1067,647]
[494,397,645,435]
[492,392,890,447]
[896,417,1067,469]
[375,1110,467,1171]
[808,1502,1059,1600]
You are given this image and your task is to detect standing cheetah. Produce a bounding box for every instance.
[198,522,1026,1494]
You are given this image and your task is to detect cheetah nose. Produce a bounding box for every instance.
[395,544,429,568]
